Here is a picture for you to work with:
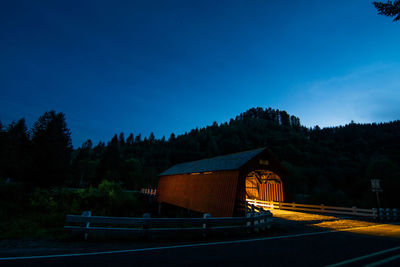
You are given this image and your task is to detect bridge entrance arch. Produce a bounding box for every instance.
[245,170,284,202]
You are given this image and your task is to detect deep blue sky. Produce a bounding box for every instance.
[1,0,400,147]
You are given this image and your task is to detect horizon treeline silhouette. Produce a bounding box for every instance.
[0,107,399,207]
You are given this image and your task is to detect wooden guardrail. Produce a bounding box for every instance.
[246,199,378,218]
[65,207,273,239]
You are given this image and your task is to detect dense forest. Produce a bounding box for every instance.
[0,107,399,208]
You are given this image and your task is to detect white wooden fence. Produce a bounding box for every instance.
[65,207,273,239]
[246,199,378,218]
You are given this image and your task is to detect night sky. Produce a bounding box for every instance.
[1,0,400,147]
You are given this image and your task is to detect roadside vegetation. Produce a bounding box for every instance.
[0,180,150,239]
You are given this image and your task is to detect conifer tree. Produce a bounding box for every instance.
[31,111,72,186]
[374,1,400,21]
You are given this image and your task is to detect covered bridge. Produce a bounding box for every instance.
[157,148,287,217]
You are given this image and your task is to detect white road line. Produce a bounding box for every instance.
[0,222,397,261]
[326,246,400,267]
[364,254,400,267]
[0,230,334,261]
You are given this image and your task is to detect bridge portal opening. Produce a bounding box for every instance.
[245,170,284,202]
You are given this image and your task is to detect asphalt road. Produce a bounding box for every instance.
[1,230,399,267]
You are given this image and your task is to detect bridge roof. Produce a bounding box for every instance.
[159,147,266,176]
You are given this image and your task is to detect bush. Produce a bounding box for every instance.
[0,183,30,217]
[78,180,144,217]
[0,180,150,239]
[30,188,58,213]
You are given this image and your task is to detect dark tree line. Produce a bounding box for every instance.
[0,111,72,187]
[68,108,302,189]
[1,107,399,207]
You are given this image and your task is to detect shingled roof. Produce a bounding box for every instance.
[159,147,266,176]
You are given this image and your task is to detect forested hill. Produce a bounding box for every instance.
[1,108,399,207]
[71,108,304,189]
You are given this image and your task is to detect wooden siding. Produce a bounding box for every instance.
[258,183,284,202]
[233,173,247,216]
[158,170,239,217]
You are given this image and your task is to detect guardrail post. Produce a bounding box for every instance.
[158,203,162,216]
[386,208,391,221]
[142,213,151,238]
[321,204,325,212]
[259,211,264,232]
[265,210,273,229]
[379,208,384,219]
[82,210,91,240]
[372,208,378,219]
[246,212,253,233]
[202,213,211,237]
[250,204,257,232]
[259,211,267,232]
[252,210,256,232]
[254,213,260,233]
[352,206,356,215]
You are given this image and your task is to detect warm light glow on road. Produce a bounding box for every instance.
[268,209,337,221]
[265,209,400,238]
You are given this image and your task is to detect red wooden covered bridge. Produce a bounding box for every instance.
[157,148,287,217]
